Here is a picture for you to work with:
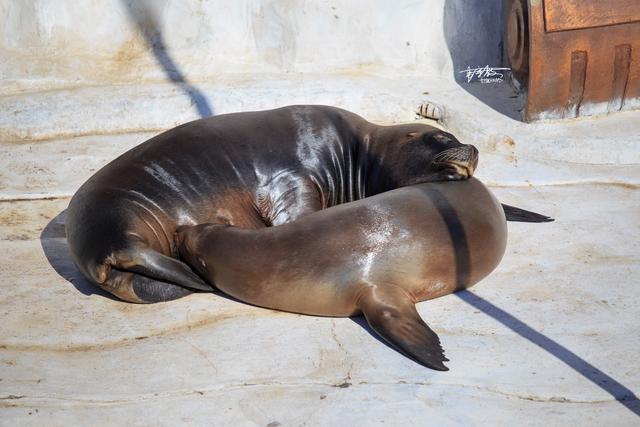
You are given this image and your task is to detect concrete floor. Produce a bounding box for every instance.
[1,80,639,426]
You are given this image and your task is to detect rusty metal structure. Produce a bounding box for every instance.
[505,0,640,121]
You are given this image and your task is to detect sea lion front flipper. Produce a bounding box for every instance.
[357,285,448,371]
[106,269,194,303]
[114,246,214,292]
[502,204,554,223]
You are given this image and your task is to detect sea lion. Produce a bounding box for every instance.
[66,105,481,303]
[175,178,508,370]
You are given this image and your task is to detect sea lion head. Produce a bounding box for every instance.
[385,129,479,187]
[174,223,229,277]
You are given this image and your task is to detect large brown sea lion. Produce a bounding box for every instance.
[66,105,482,303]
[175,178,508,370]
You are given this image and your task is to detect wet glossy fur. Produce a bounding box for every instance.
[176,178,508,370]
[66,105,478,303]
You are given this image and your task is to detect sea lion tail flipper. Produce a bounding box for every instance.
[357,285,448,371]
[502,204,554,223]
[114,246,214,292]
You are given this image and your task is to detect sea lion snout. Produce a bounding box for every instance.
[433,145,479,178]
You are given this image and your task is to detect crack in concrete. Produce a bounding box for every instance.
[330,319,353,388]
[0,195,70,203]
[393,380,629,404]
[0,313,254,353]
[0,128,162,145]
[485,180,640,189]
[0,381,629,407]
[181,337,219,375]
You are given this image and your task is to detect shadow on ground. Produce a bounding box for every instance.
[40,209,258,305]
[40,209,119,300]
[457,291,640,416]
[443,0,524,120]
[40,205,639,417]
[121,0,214,118]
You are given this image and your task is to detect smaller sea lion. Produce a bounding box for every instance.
[175,178,508,370]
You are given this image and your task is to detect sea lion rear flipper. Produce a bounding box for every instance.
[114,246,214,292]
[357,285,449,371]
[502,204,554,222]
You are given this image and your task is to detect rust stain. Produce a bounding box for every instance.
[502,136,516,147]
[564,50,588,119]
[608,44,632,111]
[0,199,67,241]
[109,34,147,76]
[505,0,640,120]
[485,135,518,166]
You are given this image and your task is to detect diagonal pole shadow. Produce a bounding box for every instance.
[425,184,639,416]
[121,0,214,118]
[456,290,640,416]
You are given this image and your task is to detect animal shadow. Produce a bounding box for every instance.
[40,209,118,300]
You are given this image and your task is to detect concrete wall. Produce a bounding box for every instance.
[0,0,504,140]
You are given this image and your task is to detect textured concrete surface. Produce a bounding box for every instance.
[1,111,639,425]
[2,0,471,89]
[1,0,506,140]
[1,2,639,423]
